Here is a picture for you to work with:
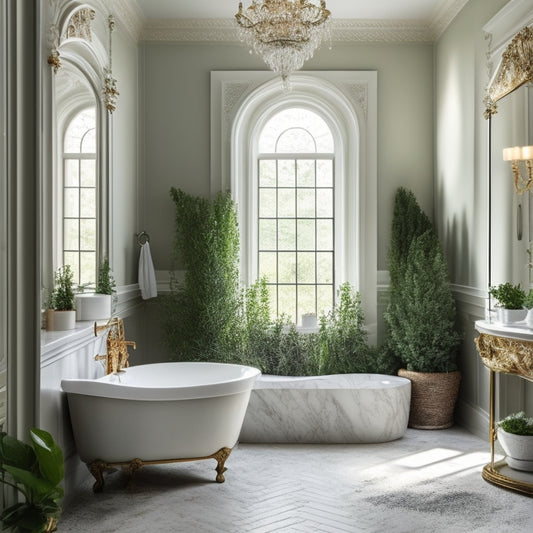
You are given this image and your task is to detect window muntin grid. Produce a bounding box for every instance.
[63,108,96,286]
[257,108,334,324]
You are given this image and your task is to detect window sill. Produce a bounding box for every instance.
[41,321,100,367]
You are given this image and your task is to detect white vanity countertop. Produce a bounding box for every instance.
[475,319,533,341]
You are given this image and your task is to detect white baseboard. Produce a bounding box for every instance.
[455,397,490,440]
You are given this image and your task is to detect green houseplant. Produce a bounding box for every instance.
[75,258,116,321]
[318,283,395,375]
[385,188,462,429]
[489,282,527,324]
[46,265,76,331]
[497,411,533,472]
[0,428,64,532]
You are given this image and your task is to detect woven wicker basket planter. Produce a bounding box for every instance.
[398,369,461,429]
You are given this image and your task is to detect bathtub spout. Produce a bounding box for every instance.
[94,317,136,374]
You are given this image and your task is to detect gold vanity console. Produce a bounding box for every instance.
[474,322,533,497]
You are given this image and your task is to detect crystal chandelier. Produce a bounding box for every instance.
[235,0,331,86]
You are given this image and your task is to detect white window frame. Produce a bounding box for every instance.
[62,108,97,286]
[211,71,378,342]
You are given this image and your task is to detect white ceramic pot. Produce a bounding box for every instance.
[498,428,533,472]
[75,293,112,321]
[497,308,527,324]
[46,309,76,331]
[301,313,317,328]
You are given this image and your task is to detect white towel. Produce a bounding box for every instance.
[139,241,157,300]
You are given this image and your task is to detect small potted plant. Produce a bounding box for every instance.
[75,258,116,321]
[47,265,76,331]
[489,282,527,324]
[0,428,64,532]
[497,411,533,472]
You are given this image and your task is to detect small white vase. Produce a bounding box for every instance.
[497,308,527,324]
[498,428,533,472]
[527,308,533,327]
[75,293,112,321]
[301,313,317,328]
[46,309,76,331]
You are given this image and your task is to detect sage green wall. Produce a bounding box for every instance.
[435,0,509,289]
[111,29,140,286]
[139,41,434,273]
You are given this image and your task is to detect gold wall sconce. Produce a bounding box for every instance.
[503,145,533,194]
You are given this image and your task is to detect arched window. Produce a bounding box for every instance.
[62,107,97,286]
[257,108,335,321]
[212,72,377,339]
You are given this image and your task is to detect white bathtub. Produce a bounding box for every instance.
[239,374,411,443]
[61,362,260,490]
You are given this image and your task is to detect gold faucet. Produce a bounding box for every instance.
[94,317,136,374]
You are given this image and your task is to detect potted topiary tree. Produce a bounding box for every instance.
[75,258,116,321]
[489,282,527,324]
[385,188,463,429]
[497,411,533,472]
[46,265,76,331]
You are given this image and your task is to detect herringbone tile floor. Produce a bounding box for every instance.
[59,428,533,532]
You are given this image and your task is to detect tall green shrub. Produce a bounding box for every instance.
[384,189,462,373]
[388,187,433,289]
[164,188,242,361]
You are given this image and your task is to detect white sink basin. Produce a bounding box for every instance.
[475,319,533,341]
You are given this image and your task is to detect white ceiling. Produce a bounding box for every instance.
[134,0,449,22]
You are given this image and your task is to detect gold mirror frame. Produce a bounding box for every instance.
[485,26,533,118]
[480,23,533,498]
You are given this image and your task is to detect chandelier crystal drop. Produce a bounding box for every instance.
[235,0,331,86]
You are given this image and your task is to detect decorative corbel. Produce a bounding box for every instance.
[47,24,61,72]
[103,15,119,113]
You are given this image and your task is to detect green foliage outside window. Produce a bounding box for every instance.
[163,188,387,376]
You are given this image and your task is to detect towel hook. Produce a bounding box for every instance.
[136,231,150,246]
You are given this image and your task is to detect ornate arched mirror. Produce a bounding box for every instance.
[485,24,533,299]
[479,4,533,496]
[44,2,118,293]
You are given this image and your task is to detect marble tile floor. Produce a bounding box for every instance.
[59,427,533,533]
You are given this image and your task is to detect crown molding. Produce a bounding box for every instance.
[330,19,432,43]
[111,0,144,42]
[429,0,470,40]
[140,18,437,44]
[128,0,468,44]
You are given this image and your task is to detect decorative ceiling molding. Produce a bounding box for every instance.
[329,19,431,43]
[111,0,144,42]
[116,0,469,44]
[429,0,470,40]
[140,18,436,44]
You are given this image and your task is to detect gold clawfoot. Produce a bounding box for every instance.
[89,460,107,493]
[213,447,232,483]
[87,447,233,493]
[126,458,144,489]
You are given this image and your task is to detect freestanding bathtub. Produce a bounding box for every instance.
[239,373,411,443]
[61,362,261,491]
